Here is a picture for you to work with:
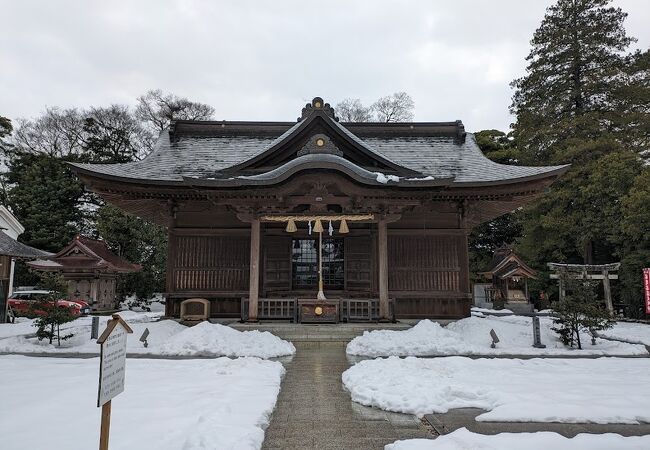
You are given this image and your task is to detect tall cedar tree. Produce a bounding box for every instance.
[510,0,649,315]
[511,0,635,164]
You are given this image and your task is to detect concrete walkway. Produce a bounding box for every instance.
[262,345,431,450]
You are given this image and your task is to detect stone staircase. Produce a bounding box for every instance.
[228,322,415,347]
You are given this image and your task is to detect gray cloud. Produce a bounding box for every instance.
[1,0,648,132]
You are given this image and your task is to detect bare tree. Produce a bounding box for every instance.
[83,105,153,161]
[372,92,415,122]
[8,106,152,161]
[335,98,373,122]
[135,89,215,132]
[12,107,86,158]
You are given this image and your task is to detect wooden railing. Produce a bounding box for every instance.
[241,298,394,322]
[241,298,298,322]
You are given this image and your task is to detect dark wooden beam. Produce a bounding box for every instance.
[247,219,261,322]
[378,220,390,321]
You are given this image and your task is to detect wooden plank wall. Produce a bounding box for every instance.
[388,234,470,318]
[388,235,460,292]
[345,235,374,292]
[263,236,292,291]
[172,235,250,292]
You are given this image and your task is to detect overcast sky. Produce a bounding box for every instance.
[1,0,648,132]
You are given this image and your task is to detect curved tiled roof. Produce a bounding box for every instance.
[0,231,51,259]
[70,103,567,188]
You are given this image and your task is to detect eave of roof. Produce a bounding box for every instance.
[0,232,52,259]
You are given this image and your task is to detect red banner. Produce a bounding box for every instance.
[644,268,650,315]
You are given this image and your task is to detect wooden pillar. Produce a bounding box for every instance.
[559,277,566,301]
[378,220,390,321]
[602,269,614,315]
[524,278,529,303]
[90,279,99,306]
[248,218,261,322]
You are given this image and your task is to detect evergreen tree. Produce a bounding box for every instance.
[551,275,614,349]
[4,152,84,252]
[619,167,650,317]
[95,205,167,304]
[510,0,647,298]
[511,0,635,164]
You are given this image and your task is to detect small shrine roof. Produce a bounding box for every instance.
[27,235,141,273]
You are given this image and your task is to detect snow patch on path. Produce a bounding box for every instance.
[600,321,650,346]
[0,355,284,450]
[347,317,647,357]
[342,356,650,423]
[385,428,650,450]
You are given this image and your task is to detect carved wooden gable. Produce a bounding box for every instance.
[222,97,420,176]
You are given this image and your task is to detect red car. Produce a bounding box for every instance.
[8,290,91,318]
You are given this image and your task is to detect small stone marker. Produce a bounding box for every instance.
[91,316,100,340]
[139,328,150,348]
[532,316,546,349]
[490,329,499,348]
[97,314,133,450]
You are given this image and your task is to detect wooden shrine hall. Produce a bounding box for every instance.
[71,97,567,322]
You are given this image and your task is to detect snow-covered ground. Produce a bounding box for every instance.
[0,312,295,358]
[0,355,284,450]
[347,317,648,357]
[600,321,650,346]
[385,428,650,450]
[342,356,650,423]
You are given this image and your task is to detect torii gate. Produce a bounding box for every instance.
[547,262,620,314]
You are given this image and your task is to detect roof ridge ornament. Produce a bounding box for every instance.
[299,97,338,122]
[297,134,343,157]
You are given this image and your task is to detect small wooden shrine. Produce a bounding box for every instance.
[480,245,537,306]
[27,235,141,311]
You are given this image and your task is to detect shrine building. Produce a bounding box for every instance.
[70,97,567,322]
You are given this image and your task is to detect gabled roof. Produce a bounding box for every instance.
[481,245,537,279]
[27,235,141,273]
[0,231,51,259]
[70,97,568,189]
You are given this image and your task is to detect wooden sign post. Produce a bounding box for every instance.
[96,314,133,450]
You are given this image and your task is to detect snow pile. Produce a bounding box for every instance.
[599,321,650,346]
[347,320,469,357]
[346,317,647,357]
[0,317,38,339]
[375,172,400,183]
[158,321,296,358]
[343,356,650,423]
[385,428,650,450]
[0,355,284,450]
[0,313,295,358]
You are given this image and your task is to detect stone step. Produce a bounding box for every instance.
[227,321,414,343]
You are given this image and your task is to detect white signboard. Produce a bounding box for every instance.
[97,322,128,407]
